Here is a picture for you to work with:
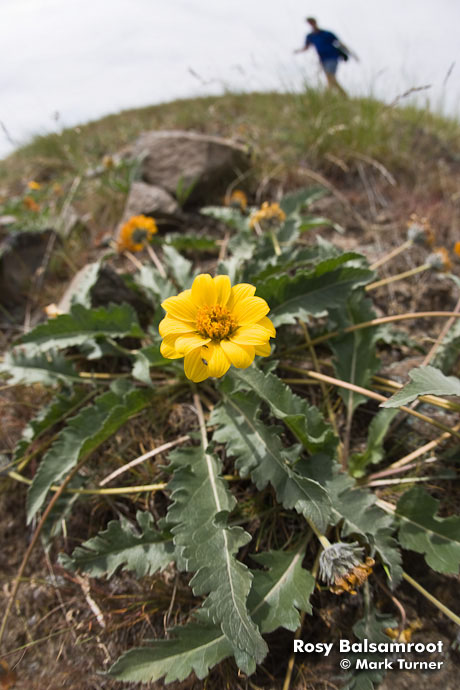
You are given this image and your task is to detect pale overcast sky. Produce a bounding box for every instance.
[1,0,460,158]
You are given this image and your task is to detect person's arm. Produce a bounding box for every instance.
[294,40,310,55]
[336,40,359,61]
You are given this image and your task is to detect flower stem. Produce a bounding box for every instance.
[369,239,413,270]
[365,263,430,291]
[269,229,281,256]
[402,571,460,627]
[145,243,167,278]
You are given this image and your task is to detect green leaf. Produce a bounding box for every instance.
[134,264,175,304]
[433,319,460,374]
[382,365,460,407]
[349,408,399,478]
[0,349,80,386]
[16,303,144,352]
[299,215,344,234]
[279,186,327,215]
[13,388,90,462]
[67,260,101,308]
[165,232,217,252]
[248,544,315,633]
[257,258,374,327]
[211,389,333,532]
[26,383,155,522]
[329,294,381,414]
[231,367,337,455]
[109,542,313,684]
[131,345,170,385]
[161,245,193,289]
[396,486,460,574]
[60,511,174,577]
[165,445,268,665]
[201,206,251,232]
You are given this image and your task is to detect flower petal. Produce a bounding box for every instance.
[184,348,210,382]
[232,296,270,325]
[161,290,197,321]
[230,324,273,346]
[191,273,216,306]
[160,335,183,359]
[220,340,255,368]
[175,333,210,354]
[213,275,231,305]
[255,342,272,357]
[227,283,256,310]
[257,316,276,337]
[159,316,195,338]
[206,343,231,378]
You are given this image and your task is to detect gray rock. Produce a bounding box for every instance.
[121,181,179,223]
[129,130,250,206]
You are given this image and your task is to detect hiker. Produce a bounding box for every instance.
[295,17,354,95]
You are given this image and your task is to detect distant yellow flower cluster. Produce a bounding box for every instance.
[249,202,286,231]
[117,214,158,253]
[159,274,275,382]
[27,180,42,191]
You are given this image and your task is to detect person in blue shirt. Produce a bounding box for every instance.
[295,17,354,95]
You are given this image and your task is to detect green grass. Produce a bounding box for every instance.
[2,89,460,190]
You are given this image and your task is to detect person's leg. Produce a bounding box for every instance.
[322,60,347,96]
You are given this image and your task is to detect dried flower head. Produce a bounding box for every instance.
[407,214,435,248]
[44,303,64,319]
[319,542,374,595]
[117,214,158,252]
[159,273,275,382]
[224,189,248,212]
[23,196,40,212]
[249,202,286,231]
[427,246,452,272]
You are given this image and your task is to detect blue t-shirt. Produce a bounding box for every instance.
[306,30,340,62]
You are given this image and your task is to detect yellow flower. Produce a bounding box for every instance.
[117,214,158,252]
[224,189,248,212]
[27,180,41,190]
[159,274,275,382]
[454,241,460,258]
[249,202,286,230]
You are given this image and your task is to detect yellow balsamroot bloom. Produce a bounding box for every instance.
[117,214,158,252]
[27,180,41,190]
[159,274,275,382]
[249,201,286,230]
[454,241,460,258]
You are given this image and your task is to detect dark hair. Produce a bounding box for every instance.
[306,17,317,23]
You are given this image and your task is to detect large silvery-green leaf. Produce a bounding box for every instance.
[60,511,174,578]
[0,349,81,386]
[396,486,460,574]
[329,294,381,414]
[109,543,313,684]
[231,367,337,454]
[211,389,333,532]
[13,388,90,462]
[433,319,460,374]
[161,245,194,289]
[165,446,268,667]
[256,256,373,327]
[247,544,315,633]
[382,365,460,407]
[16,303,144,352]
[26,383,155,522]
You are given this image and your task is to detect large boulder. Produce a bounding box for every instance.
[129,130,250,206]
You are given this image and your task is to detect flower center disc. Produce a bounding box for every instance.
[196,304,238,340]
